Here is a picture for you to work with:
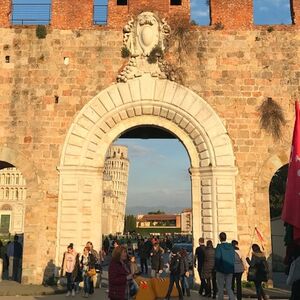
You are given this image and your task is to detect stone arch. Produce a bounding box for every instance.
[0,146,41,282]
[259,148,290,192]
[0,146,39,191]
[57,75,238,266]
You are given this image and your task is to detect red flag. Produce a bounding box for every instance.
[282,101,300,240]
[255,227,265,245]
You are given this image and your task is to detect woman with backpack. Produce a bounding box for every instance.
[246,244,269,300]
[165,246,183,300]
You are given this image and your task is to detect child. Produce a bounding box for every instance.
[130,256,140,276]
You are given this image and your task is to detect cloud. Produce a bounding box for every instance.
[126,144,153,158]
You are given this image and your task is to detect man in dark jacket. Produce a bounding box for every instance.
[215,232,235,300]
[150,243,164,278]
[165,246,183,300]
[194,237,207,295]
[138,239,149,274]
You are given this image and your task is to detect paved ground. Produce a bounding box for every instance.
[0,279,291,299]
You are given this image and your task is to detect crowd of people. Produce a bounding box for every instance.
[1,232,298,300]
[0,235,23,282]
[194,233,270,300]
[106,232,272,300]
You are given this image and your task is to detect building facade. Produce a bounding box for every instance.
[136,209,192,235]
[0,167,26,235]
[0,0,299,284]
[102,145,129,235]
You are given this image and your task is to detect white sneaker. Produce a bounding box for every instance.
[66,291,71,297]
[71,289,75,297]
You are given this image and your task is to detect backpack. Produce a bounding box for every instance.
[170,255,180,274]
[257,260,269,282]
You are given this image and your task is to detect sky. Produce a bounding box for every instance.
[11,0,293,212]
[114,139,191,211]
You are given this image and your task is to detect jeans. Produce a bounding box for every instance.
[216,272,235,300]
[140,258,148,274]
[165,274,183,300]
[198,269,207,294]
[254,280,266,300]
[232,272,243,300]
[206,271,217,297]
[83,275,91,294]
[180,274,190,296]
[66,272,74,292]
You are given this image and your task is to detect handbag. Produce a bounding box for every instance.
[87,268,96,277]
[129,279,139,297]
[247,265,257,281]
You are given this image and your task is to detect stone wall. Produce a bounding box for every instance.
[0,0,299,284]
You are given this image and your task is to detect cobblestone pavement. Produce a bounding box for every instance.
[0,287,290,300]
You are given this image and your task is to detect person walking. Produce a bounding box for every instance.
[231,240,246,300]
[150,242,164,278]
[203,240,217,298]
[215,232,235,300]
[61,243,80,297]
[194,237,207,295]
[287,249,300,300]
[86,241,99,291]
[108,245,132,300]
[164,246,183,300]
[138,239,148,275]
[7,235,22,282]
[179,247,190,297]
[80,246,96,298]
[246,244,269,300]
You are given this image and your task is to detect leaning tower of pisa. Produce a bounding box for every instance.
[103,145,129,234]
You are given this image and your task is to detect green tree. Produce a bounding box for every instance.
[124,215,136,233]
[269,164,288,218]
[148,210,165,215]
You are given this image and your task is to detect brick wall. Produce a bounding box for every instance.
[210,0,253,29]
[51,0,94,29]
[1,0,300,29]
[291,0,300,25]
[0,0,11,27]
[108,0,190,28]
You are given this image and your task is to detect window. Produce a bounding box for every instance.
[253,0,292,25]
[117,0,127,5]
[0,214,10,234]
[171,0,182,5]
[94,0,108,25]
[11,0,52,25]
[190,0,211,26]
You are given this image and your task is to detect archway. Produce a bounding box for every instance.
[0,147,40,283]
[56,75,238,267]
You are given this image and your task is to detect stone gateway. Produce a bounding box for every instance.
[0,0,299,284]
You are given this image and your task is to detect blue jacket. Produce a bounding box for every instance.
[215,242,235,274]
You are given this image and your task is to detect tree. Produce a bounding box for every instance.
[269,164,288,218]
[124,215,136,233]
[148,210,165,215]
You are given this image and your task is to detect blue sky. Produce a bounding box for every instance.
[191,0,292,25]
[114,139,191,211]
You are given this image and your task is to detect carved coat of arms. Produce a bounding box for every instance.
[117,12,171,82]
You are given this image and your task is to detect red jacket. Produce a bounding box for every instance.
[108,260,129,300]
